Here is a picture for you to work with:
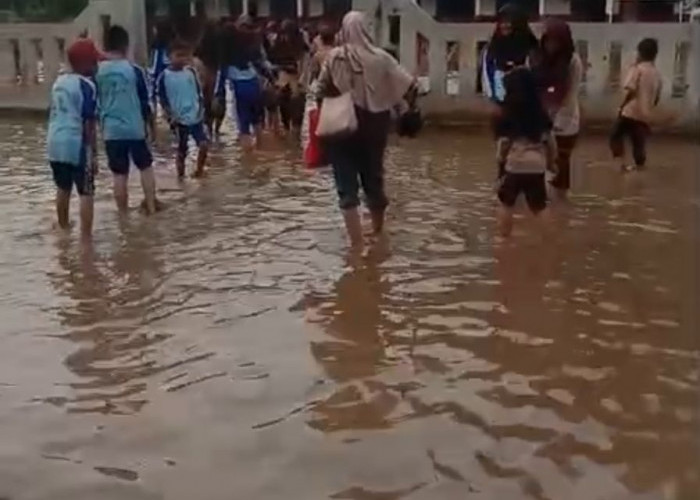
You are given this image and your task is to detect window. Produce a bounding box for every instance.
[575,40,589,96]
[571,0,606,21]
[323,0,351,20]
[496,0,538,18]
[607,41,622,91]
[672,41,690,98]
[436,0,475,21]
[227,0,243,15]
[270,0,296,18]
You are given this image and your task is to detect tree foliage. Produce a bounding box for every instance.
[9,0,88,21]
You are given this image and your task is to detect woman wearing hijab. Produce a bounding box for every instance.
[480,3,538,105]
[317,11,415,249]
[479,3,538,178]
[533,18,582,199]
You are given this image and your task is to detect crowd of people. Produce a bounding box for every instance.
[45,5,663,247]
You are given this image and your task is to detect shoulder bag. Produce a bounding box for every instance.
[316,48,358,139]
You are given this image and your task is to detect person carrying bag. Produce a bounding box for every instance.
[316,11,414,249]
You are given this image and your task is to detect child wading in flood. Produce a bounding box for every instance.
[157,39,209,179]
[496,68,557,237]
[96,26,158,215]
[47,39,100,241]
[610,38,662,172]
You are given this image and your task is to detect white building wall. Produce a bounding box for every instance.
[420,0,437,17]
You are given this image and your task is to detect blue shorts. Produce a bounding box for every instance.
[105,140,153,176]
[50,160,94,197]
[231,78,262,135]
[175,122,209,158]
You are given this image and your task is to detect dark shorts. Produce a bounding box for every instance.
[498,172,548,213]
[51,161,94,197]
[550,134,578,191]
[105,140,153,176]
[325,107,391,211]
[610,116,650,168]
[175,122,209,158]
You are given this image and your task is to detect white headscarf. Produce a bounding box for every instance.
[327,11,413,113]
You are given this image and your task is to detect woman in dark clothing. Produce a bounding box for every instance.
[262,20,281,132]
[269,20,308,134]
[480,3,538,103]
[195,21,225,137]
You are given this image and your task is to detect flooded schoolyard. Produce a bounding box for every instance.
[0,120,698,499]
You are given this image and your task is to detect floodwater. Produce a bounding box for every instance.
[0,120,698,500]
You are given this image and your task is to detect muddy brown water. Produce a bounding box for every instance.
[0,120,698,500]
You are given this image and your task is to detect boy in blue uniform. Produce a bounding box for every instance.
[96,25,158,215]
[157,39,209,178]
[47,38,100,241]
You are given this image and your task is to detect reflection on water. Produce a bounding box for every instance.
[0,120,697,499]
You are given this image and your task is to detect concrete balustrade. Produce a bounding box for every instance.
[0,24,77,96]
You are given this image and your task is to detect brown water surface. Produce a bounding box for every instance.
[0,122,698,500]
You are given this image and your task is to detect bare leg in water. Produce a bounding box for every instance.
[79,195,94,242]
[342,207,364,249]
[112,174,129,214]
[370,208,385,235]
[194,143,209,178]
[139,167,158,215]
[497,205,514,238]
[55,188,71,230]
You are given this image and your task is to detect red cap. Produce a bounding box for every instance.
[67,38,102,73]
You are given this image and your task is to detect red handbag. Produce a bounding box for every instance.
[304,107,322,168]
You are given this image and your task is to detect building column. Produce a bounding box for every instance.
[539,0,545,16]
[42,37,62,85]
[297,0,303,17]
[243,0,249,15]
[18,38,37,86]
[1,41,17,85]
[475,0,481,17]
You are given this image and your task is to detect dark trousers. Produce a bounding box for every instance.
[325,107,391,211]
[550,134,578,191]
[610,116,650,167]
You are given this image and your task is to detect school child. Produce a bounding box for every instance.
[495,68,557,237]
[96,26,158,214]
[158,39,209,178]
[610,38,663,172]
[46,38,100,240]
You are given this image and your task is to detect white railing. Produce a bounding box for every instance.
[0,0,147,103]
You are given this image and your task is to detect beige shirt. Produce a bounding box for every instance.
[621,62,662,124]
[551,54,583,137]
[497,133,557,175]
[318,46,413,113]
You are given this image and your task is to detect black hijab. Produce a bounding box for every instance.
[487,3,538,71]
